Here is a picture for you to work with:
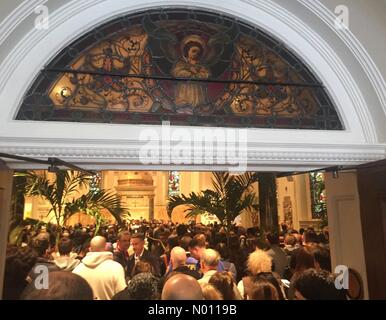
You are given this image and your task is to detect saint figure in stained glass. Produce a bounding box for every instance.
[171,35,211,114]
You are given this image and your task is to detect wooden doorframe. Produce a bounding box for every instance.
[0,162,13,299]
[357,159,386,299]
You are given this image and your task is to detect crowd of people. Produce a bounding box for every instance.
[3,219,362,300]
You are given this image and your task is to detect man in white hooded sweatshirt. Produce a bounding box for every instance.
[73,236,127,300]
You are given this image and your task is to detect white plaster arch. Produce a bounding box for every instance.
[0,0,385,170]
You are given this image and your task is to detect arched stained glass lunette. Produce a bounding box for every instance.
[16,8,343,130]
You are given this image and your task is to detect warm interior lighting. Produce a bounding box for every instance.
[60,87,72,98]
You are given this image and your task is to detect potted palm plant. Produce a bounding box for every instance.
[14,170,128,243]
[167,172,259,244]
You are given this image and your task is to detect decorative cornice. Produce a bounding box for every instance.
[0,139,384,169]
[0,0,106,94]
[241,0,377,143]
[297,0,386,121]
[0,0,44,46]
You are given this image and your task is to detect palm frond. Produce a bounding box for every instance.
[17,171,58,210]
[211,172,228,196]
[15,170,128,229]
[62,171,91,198]
[167,171,259,234]
[63,188,127,226]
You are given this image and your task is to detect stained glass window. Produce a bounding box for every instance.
[309,172,327,219]
[168,171,180,196]
[16,9,343,130]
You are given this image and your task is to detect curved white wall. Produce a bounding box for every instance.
[0,0,385,170]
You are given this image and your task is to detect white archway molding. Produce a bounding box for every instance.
[0,0,385,170]
[298,0,386,131]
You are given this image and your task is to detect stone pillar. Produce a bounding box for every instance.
[294,174,312,229]
[0,166,13,299]
[258,173,279,234]
[149,196,154,221]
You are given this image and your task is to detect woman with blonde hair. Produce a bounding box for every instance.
[237,249,272,298]
[237,249,285,299]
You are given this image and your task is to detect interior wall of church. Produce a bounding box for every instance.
[276,174,317,231]
[277,176,297,230]
[23,170,319,230]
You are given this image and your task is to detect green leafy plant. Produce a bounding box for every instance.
[14,170,128,241]
[8,218,44,246]
[167,172,259,243]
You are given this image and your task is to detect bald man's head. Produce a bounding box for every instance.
[90,236,107,252]
[170,246,187,269]
[161,274,204,300]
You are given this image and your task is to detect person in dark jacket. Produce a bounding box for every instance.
[127,233,161,278]
[3,245,37,300]
[164,246,201,280]
[28,233,60,282]
[113,230,131,279]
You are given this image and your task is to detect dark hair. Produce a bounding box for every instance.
[189,238,204,249]
[180,236,192,251]
[247,227,259,237]
[293,269,347,300]
[167,235,180,251]
[78,239,91,256]
[309,245,331,272]
[294,247,315,273]
[176,224,188,237]
[281,223,288,233]
[118,230,131,241]
[131,233,145,241]
[126,272,160,300]
[58,237,73,255]
[246,237,265,251]
[215,243,230,260]
[304,230,319,244]
[3,245,37,300]
[255,272,285,300]
[183,41,204,59]
[284,234,296,246]
[266,233,280,245]
[21,271,93,300]
[209,271,236,300]
[132,260,154,277]
[32,237,50,257]
[250,280,279,300]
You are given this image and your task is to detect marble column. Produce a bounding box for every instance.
[258,173,279,234]
[149,196,154,221]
